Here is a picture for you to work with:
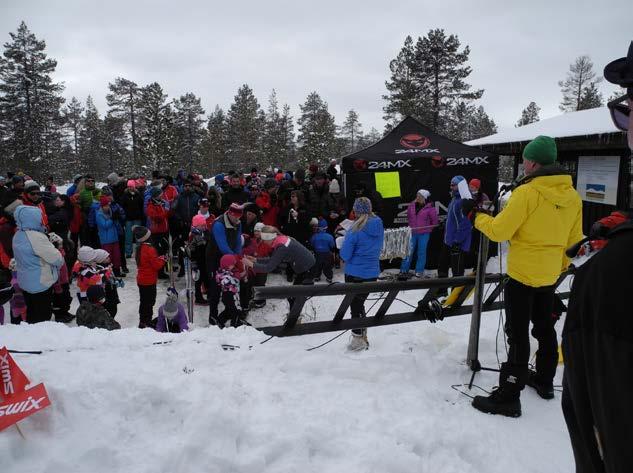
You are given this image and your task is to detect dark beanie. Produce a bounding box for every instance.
[132,225,151,243]
[523,135,557,165]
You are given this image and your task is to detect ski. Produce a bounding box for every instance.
[183,244,195,324]
[167,233,176,288]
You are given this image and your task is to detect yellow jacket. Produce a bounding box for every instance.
[475,173,583,287]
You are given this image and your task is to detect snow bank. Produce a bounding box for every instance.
[1,262,575,472]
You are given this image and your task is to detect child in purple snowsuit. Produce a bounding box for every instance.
[155,288,189,333]
[400,189,439,276]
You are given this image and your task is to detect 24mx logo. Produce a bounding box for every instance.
[446,156,490,166]
[367,160,412,169]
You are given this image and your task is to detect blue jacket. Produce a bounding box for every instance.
[96,208,120,245]
[12,205,64,293]
[66,183,77,197]
[444,192,472,251]
[311,231,335,253]
[89,202,125,233]
[340,216,384,279]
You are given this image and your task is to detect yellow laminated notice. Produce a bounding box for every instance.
[374,171,401,198]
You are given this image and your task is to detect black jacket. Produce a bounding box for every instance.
[279,204,311,246]
[308,185,335,219]
[119,190,144,221]
[562,221,633,473]
[222,187,249,211]
[173,191,200,226]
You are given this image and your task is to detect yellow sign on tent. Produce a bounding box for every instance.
[374,171,401,198]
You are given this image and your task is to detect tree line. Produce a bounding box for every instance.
[0,22,614,180]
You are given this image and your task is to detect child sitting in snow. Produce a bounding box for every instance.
[154,288,189,333]
[76,285,121,331]
[214,254,248,328]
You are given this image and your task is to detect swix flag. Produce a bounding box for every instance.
[0,347,30,399]
[0,383,51,431]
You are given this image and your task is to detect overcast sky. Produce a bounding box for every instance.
[1,0,631,135]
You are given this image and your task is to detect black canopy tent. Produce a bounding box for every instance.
[341,116,499,267]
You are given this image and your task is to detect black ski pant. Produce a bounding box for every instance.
[23,288,53,324]
[218,291,244,328]
[118,233,128,271]
[344,275,377,335]
[312,251,333,280]
[207,271,222,322]
[503,277,557,390]
[288,271,313,308]
[252,273,268,306]
[138,284,157,327]
[437,243,467,296]
[52,283,73,321]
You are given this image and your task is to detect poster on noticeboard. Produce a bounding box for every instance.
[576,156,620,206]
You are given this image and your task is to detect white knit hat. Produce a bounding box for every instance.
[77,246,97,263]
[93,249,111,264]
[254,222,265,232]
[417,189,431,200]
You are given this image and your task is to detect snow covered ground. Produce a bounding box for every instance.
[1,253,576,472]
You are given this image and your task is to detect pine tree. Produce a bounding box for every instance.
[468,106,497,140]
[173,92,205,173]
[578,82,603,110]
[63,97,84,154]
[280,104,296,168]
[341,110,363,153]
[516,102,541,127]
[382,35,427,129]
[226,84,262,172]
[0,22,65,176]
[78,96,105,176]
[414,29,483,134]
[137,82,175,173]
[103,112,129,174]
[297,92,337,167]
[106,77,140,168]
[202,106,228,175]
[559,55,602,112]
[357,127,382,149]
[383,30,483,137]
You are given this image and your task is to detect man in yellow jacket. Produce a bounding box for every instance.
[464,135,583,417]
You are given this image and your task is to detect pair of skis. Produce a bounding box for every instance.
[164,234,194,324]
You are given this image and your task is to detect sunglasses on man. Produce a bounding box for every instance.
[607,90,632,132]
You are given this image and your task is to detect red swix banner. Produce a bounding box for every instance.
[0,347,30,399]
[0,383,51,431]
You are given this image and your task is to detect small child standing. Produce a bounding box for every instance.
[214,254,247,328]
[93,249,122,319]
[76,285,121,331]
[310,218,335,283]
[188,214,209,305]
[155,288,189,333]
[49,232,75,323]
[72,246,103,302]
[134,225,166,329]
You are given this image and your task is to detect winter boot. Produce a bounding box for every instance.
[526,369,555,400]
[55,312,76,324]
[472,363,524,418]
[347,329,369,351]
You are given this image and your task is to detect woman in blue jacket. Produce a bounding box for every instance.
[96,196,123,276]
[340,197,384,351]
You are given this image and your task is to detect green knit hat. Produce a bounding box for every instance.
[523,135,557,165]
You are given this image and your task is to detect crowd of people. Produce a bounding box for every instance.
[0,161,397,348]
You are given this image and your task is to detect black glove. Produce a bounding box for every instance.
[461,198,476,216]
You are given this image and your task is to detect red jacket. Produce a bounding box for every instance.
[162,185,179,208]
[256,192,279,227]
[136,243,165,285]
[69,194,83,234]
[146,201,169,234]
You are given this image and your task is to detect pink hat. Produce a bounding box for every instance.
[127,179,136,188]
[191,214,207,228]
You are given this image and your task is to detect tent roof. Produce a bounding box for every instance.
[342,116,496,172]
[465,107,622,147]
